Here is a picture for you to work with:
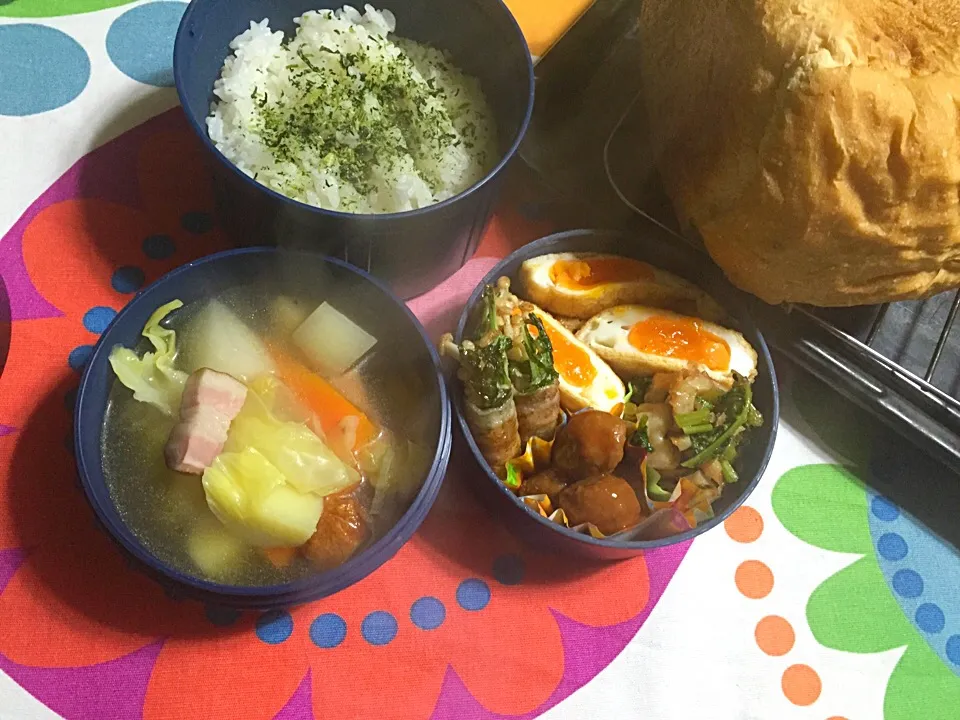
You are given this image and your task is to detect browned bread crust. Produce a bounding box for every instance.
[639,0,960,306]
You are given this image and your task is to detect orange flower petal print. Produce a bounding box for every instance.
[144,616,308,720]
[0,526,206,667]
[22,200,154,316]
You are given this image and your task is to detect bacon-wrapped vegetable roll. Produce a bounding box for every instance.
[462,394,521,476]
[439,290,521,475]
[492,279,562,443]
[508,314,561,443]
[515,382,561,443]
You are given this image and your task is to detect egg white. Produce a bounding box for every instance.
[575,305,757,382]
[519,252,726,321]
[533,308,625,413]
[522,252,666,301]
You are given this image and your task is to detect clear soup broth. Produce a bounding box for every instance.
[101,281,438,586]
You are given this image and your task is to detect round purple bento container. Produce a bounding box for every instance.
[75,247,451,609]
[453,229,779,560]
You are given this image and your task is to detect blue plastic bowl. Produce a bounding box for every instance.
[75,248,452,609]
[173,0,535,300]
[453,229,779,559]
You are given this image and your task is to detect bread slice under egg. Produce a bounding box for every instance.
[575,305,758,385]
[519,252,725,320]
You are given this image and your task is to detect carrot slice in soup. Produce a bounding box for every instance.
[263,546,298,569]
[267,343,378,449]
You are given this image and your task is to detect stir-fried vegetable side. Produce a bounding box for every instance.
[621,372,762,468]
[682,374,763,469]
[623,372,763,525]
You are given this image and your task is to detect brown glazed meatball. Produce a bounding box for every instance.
[552,410,629,480]
[559,474,645,535]
[517,468,569,506]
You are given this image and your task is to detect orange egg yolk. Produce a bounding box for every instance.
[549,257,654,290]
[533,316,597,388]
[627,316,731,371]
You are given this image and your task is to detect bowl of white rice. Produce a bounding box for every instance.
[174,0,534,300]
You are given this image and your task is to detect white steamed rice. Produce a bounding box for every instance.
[206,5,497,214]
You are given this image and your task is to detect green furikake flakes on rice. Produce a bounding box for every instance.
[206,4,497,214]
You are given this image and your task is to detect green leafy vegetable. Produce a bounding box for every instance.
[720,459,739,484]
[721,441,739,463]
[675,408,715,435]
[697,387,726,405]
[632,415,654,452]
[621,380,646,422]
[627,377,652,403]
[676,409,712,425]
[478,285,499,339]
[459,335,513,410]
[108,299,187,417]
[746,404,764,428]
[511,314,559,394]
[451,285,516,408]
[682,374,758,468]
[504,462,522,490]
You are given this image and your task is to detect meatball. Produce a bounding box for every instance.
[552,410,629,480]
[559,474,645,535]
[302,489,368,571]
[518,468,569,505]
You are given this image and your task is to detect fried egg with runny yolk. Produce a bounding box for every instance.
[575,305,757,385]
[519,252,725,321]
[529,305,625,413]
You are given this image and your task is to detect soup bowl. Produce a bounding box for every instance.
[75,248,451,609]
[453,229,779,559]
[174,0,535,300]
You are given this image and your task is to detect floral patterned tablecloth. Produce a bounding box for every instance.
[1,3,959,719]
